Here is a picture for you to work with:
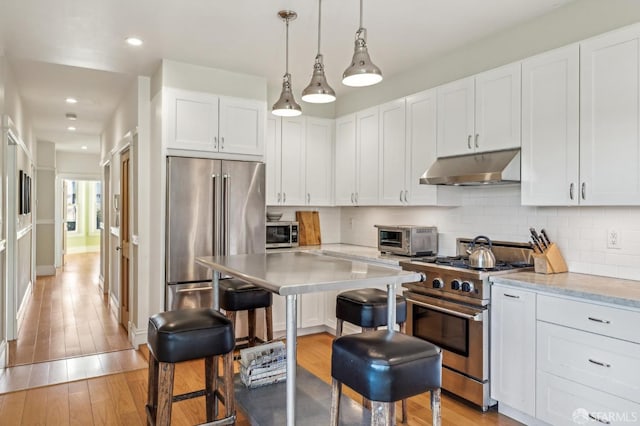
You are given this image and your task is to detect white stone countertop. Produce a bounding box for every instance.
[491,272,640,309]
[196,251,423,296]
[267,243,407,267]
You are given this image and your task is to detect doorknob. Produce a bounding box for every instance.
[116,246,121,251]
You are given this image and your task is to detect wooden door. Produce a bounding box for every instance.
[119,150,130,329]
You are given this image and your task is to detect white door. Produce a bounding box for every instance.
[355,107,380,205]
[405,89,438,205]
[474,62,522,153]
[580,25,640,205]
[437,77,475,157]
[379,99,407,206]
[305,117,333,206]
[334,115,357,206]
[218,96,265,156]
[280,116,306,206]
[165,88,219,151]
[265,117,282,205]
[521,45,580,205]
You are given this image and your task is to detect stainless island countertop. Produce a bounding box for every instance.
[195,250,424,426]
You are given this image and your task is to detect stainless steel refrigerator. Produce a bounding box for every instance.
[165,156,265,310]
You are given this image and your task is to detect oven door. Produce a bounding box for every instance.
[405,291,488,381]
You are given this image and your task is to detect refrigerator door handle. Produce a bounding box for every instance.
[212,173,219,256]
[223,173,230,255]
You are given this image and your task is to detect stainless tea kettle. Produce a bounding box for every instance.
[466,236,496,269]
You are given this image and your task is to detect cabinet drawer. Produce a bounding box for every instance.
[537,371,640,426]
[538,321,640,403]
[537,294,640,343]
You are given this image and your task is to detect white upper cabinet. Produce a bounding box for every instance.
[437,62,521,157]
[335,114,357,206]
[266,116,333,206]
[305,118,334,206]
[355,107,380,205]
[165,88,265,156]
[521,44,580,205]
[379,99,407,205]
[580,24,640,205]
[405,90,438,205]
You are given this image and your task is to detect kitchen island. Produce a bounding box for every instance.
[196,251,423,426]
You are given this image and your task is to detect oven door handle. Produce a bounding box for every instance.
[407,297,483,322]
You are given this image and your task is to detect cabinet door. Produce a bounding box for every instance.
[218,97,265,156]
[490,285,536,417]
[580,25,640,205]
[280,117,306,206]
[165,88,218,151]
[271,294,287,334]
[406,89,438,205]
[474,62,521,153]
[335,115,357,206]
[305,118,334,206]
[521,45,580,205]
[437,77,475,157]
[379,99,407,205]
[265,117,282,205]
[356,107,380,205]
[300,293,325,328]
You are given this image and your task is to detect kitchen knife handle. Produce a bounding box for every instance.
[467,135,472,149]
[569,183,574,200]
[474,133,479,148]
[581,182,586,200]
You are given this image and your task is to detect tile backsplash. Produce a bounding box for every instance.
[269,186,640,281]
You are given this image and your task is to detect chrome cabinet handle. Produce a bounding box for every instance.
[283,192,286,203]
[475,133,479,148]
[588,358,611,368]
[221,136,225,149]
[277,192,281,203]
[467,135,472,149]
[589,413,611,424]
[404,190,408,203]
[351,193,354,203]
[504,293,520,299]
[177,286,213,293]
[407,297,483,321]
[581,182,586,200]
[213,136,218,149]
[588,316,610,324]
[400,190,403,202]
[307,193,310,204]
[355,192,358,204]
[569,183,574,200]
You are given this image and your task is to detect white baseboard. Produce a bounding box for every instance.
[109,293,119,320]
[66,245,100,254]
[16,281,33,330]
[98,274,104,293]
[498,403,547,426]
[129,322,148,348]
[36,265,56,276]
[0,339,6,369]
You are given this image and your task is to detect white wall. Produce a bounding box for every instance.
[57,151,100,177]
[340,186,640,281]
[35,141,56,275]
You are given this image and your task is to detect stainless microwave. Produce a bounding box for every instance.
[266,221,299,249]
[375,225,437,256]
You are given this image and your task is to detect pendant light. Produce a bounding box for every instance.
[301,0,336,103]
[342,0,383,87]
[272,10,302,117]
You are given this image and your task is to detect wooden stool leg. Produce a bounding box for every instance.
[156,362,175,426]
[146,354,159,425]
[335,319,343,338]
[330,378,342,426]
[265,305,273,342]
[223,350,236,418]
[248,309,256,347]
[205,356,216,422]
[370,401,393,426]
[401,398,408,423]
[431,388,441,426]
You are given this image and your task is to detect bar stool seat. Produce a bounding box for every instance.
[219,278,273,348]
[330,330,442,426]
[146,308,236,426]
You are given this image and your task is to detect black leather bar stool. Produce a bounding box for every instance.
[330,330,442,426]
[146,308,236,426]
[219,278,273,348]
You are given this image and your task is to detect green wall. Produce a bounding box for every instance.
[66,180,100,252]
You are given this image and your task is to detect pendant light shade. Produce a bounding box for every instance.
[342,0,383,87]
[273,10,302,117]
[302,0,335,103]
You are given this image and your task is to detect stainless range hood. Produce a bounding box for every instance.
[420,148,521,186]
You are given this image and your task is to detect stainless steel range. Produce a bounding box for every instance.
[400,238,533,411]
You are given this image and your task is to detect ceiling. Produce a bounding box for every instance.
[0,0,573,155]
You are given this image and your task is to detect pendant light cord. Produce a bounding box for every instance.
[317,0,322,55]
[359,0,363,30]
[285,18,290,75]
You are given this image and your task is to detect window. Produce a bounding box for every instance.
[93,181,102,231]
[65,180,79,232]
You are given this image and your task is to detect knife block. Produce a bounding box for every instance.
[531,243,568,274]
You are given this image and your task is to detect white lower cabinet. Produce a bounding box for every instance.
[490,285,536,417]
[271,293,326,335]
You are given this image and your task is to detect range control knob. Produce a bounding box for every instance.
[432,278,444,289]
[451,280,461,291]
[461,281,475,293]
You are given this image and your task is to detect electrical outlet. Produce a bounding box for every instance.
[607,229,621,249]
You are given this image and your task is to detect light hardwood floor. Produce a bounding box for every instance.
[8,253,132,366]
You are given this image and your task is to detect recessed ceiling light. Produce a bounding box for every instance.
[126,37,143,46]
[81,145,88,150]
[67,126,76,131]
[66,97,78,104]
[65,113,77,120]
